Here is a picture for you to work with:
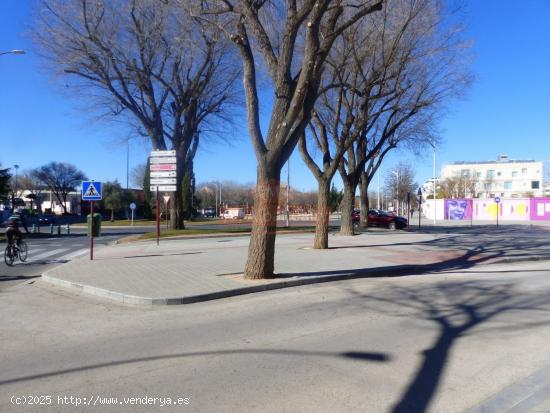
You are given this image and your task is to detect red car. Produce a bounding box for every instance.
[353,209,408,230]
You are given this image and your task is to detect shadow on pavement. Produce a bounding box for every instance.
[342,278,550,413]
[0,348,390,386]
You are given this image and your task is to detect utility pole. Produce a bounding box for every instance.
[286,160,290,227]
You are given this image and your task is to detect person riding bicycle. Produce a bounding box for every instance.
[4,208,29,246]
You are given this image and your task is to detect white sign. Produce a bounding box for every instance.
[150,157,177,164]
[150,178,177,185]
[150,171,177,178]
[163,195,170,204]
[150,185,177,192]
[150,164,177,171]
[129,202,136,210]
[150,150,176,157]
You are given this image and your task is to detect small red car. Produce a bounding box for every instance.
[353,209,408,230]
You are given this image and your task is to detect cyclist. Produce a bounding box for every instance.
[4,208,29,246]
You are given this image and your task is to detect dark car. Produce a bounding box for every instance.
[38,214,57,225]
[353,209,408,230]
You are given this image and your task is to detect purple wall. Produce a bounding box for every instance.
[444,199,473,220]
[530,198,550,221]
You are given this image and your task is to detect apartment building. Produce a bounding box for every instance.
[441,155,544,198]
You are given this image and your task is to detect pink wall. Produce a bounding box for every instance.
[530,198,550,221]
[473,199,530,221]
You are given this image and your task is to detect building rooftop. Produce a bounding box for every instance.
[451,159,538,165]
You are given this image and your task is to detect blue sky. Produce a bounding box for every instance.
[1,0,550,193]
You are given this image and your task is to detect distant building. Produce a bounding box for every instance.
[440,155,544,198]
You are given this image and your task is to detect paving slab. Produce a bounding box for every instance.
[42,226,550,305]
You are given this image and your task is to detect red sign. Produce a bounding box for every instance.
[150,164,177,171]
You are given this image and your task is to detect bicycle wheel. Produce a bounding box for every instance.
[18,242,28,262]
[4,245,15,266]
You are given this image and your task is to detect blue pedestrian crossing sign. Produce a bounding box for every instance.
[494,196,500,203]
[82,181,102,201]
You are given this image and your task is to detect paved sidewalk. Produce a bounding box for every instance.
[42,225,550,305]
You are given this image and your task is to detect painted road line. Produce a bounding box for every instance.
[29,248,71,262]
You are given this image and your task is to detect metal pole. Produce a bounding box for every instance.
[377,171,380,209]
[433,144,436,226]
[126,140,129,190]
[90,201,94,260]
[286,161,290,227]
[215,184,218,218]
[156,187,160,245]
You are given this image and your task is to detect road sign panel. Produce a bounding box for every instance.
[82,181,102,200]
[150,157,177,164]
[150,164,177,171]
[150,185,177,192]
[494,196,501,203]
[129,202,136,210]
[150,171,177,178]
[150,150,176,157]
[150,178,177,185]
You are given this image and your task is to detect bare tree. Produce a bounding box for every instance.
[383,161,417,213]
[197,0,383,278]
[33,162,87,214]
[34,0,239,229]
[19,169,46,213]
[130,163,146,190]
[438,175,477,198]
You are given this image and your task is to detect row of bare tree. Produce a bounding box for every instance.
[35,0,471,278]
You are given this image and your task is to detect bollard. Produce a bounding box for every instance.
[57,225,61,236]
[66,224,70,235]
[49,224,54,235]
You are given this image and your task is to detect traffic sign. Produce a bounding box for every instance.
[150,150,176,157]
[82,181,102,200]
[163,195,170,204]
[150,164,177,171]
[150,171,177,178]
[129,202,136,210]
[150,185,177,192]
[150,178,177,185]
[494,196,501,203]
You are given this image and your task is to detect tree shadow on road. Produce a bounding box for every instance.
[344,279,550,413]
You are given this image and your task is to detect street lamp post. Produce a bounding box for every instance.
[432,142,436,225]
[12,164,19,210]
[392,170,399,215]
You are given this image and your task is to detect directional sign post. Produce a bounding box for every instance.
[82,181,103,260]
[149,151,177,245]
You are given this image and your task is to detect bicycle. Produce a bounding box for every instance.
[4,236,28,266]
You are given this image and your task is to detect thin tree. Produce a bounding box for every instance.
[34,0,239,229]
[197,0,383,278]
[0,164,11,200]
[33,162,87,214]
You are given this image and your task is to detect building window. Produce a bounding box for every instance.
[484,183,492,191]
[504,181,512,190]
[522,168,528,174]
[512,171,518,177]
[476,171,482,178]
[532,181,540,189]
[487,170,495,178]
[461,169,470,177]
[497,171,501,176]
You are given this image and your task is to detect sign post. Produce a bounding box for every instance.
[149,150,178,245]
[129,202,136,226]
[82,181,103,260]
[494,196,500,228]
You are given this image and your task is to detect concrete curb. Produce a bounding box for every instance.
[41,254,550,306]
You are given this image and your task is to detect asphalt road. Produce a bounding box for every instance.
[0,228,149,290]
[2,260,550,412]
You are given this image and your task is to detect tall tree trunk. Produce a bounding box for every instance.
[314,179,331,249]
[340,180,355,236]
[360,172,370,229]
[244,166,281,279]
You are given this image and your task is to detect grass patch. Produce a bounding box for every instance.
[138,226,321,240]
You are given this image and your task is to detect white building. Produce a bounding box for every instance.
[441,155,544,198]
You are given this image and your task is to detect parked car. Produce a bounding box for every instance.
[353,209,408,230]
[38,214,57,225]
